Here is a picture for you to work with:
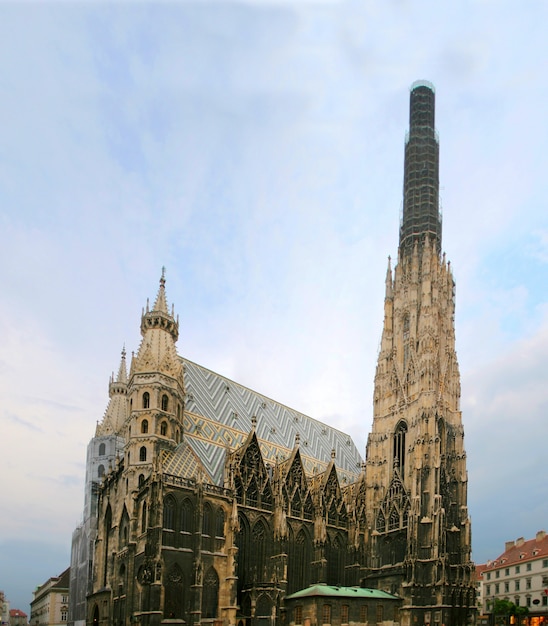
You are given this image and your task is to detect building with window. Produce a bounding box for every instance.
[68,82,475,626]
[10,609,29,626]
[478,531,548,622]
[30,568,69,626]
[284,584,401,626]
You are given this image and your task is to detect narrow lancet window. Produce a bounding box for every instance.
[393,421,407,476]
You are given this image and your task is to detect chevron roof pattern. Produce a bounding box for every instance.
[180,358,364,486]
[162,439,214,484]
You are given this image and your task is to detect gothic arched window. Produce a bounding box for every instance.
[393,421,407,476]
[181,499,193,533]
[140,446,147,462]
[202,567,219,618]
[98,443,106,456]
[143,392,150,409]
[141,502,147,533]
[216,508,225,538]
[252,520,269,582]
[98,465,105,478]
[164,564,185,619]
[164,497,176,530]
[160,421,168,436]
[141,419,148,434]
[161,394,169,411]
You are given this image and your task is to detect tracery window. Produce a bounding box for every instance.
[252,520,268,579]
[181,499,193,533]
[202,567,219,619]
[164,497,176,530]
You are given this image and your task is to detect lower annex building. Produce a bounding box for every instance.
[69,82,476,626]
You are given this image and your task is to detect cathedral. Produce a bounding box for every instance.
[68,82,475,626]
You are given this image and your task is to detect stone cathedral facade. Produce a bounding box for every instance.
[69,82,475,626]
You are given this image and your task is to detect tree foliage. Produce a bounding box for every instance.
[491,598,529,625]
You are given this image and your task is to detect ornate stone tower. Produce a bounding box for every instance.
[363,82,475,626]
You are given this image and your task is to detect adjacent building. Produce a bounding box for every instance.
[10,609,28,626]
[30,568,70,626]
[478,531,548,623]
[284,584,401,626]
[69,82,476,626]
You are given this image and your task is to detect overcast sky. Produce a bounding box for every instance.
[1,0,548,614]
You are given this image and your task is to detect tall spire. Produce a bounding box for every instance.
[399,80,442,258]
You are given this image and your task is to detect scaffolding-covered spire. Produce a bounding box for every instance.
[399,80,442,258]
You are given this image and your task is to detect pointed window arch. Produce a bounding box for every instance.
[141,419,148,434]
[143,392,150,409]
[288,528,311,593]
[203,502,212,536]
[119,508,130,547]
[160,421,168,436]
[98,443,106,456]
[98,465,105,479]
[164,564,185,619]
[161,394,169,411]
[202,567,219,619]
[393,421,408,477]
[437,417,446,456]
[164,497,176,530]
[139,446,147,462]
[103,505,112,587]
[138,473,145,487]
[181,499,193,533]
[252,519,269,581]
[215,507,225,538]
[141,502,147,533]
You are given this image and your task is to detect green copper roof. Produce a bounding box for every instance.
[285,585,400,601]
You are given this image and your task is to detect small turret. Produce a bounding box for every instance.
[96,347,129,436]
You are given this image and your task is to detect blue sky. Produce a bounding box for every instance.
[1,0,548,614]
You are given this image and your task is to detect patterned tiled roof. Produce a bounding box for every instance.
[483,531,548,570]
[181,358,363,486]
[162,439,214,484]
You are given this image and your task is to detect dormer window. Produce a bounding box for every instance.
[143,392,150,409]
